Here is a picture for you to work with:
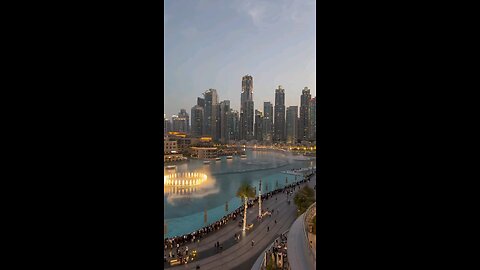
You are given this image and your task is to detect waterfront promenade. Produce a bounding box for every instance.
[165,174,317,270]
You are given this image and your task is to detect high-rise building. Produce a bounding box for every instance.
[171,114,188,133]
[164,114,171,134]
[286,106,298,144]
[197,97,205,108]
[263,102,273,142]
[309,97,316,141]
[203,89,218,140]
[191,105,204,137]
[178,109,190,134]
[299,87,311,142]
[254,110,263,142]
[229,110,240,142]
[240,75,254,141]
[274,86,286,142]
[220,100,230,143]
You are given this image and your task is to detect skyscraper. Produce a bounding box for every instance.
[263,102,273,142]
[171,114,188,133]
[240,75,254,141]
[309,97,316,141]
[191,105,204,137]
[203,89,218,140]
[254,110,263,142]
[220,100,230,143]
[274,86,286,142]
[164,114,171,134]
[178,109,190,134]
[230,110,240,141]
[197,97,205,108]
[299,87,311,142]
[286,106,298,144]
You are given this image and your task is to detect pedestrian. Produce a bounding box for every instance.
[267,226,269,232]
[252,240,255,246]
[275,219,277,224]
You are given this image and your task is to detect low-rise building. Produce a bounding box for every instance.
[190,147,218,159]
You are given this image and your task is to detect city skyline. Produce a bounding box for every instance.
[164,0,316,117]
[164,81,315,118]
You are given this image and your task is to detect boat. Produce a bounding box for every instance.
[215,157,221,161]
[166,165,176,169]
[240,154,247,158]
[203,160,211,164]
[226,156,233,159]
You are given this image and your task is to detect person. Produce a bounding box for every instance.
[275,219,277,224]
[251,240,255,246]
[267,226,269,232]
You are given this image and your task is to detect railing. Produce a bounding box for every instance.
[251,230,290,270]
[303,202,316,267]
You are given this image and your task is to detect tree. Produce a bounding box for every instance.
[236,182,256,231]
[294,186,315,215]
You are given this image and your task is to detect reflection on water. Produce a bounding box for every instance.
[163,149,316,238]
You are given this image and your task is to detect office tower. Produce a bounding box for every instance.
[274,86,286,142]
[240,75,254,141]
[220,100,230,143]
[191,105,204,137]
[309,97,316,141]
[171,114,188,133]
[197,97,205,108]
[263,102,273,142]
[231,110,240,141]
[203,89,218,140]
[254,110,263,142]
[286,106,298,144]
[299,87,311,141]
[178,109,190,134]
[164,114,171,134]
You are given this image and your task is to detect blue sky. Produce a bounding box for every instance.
[164,0,315,117]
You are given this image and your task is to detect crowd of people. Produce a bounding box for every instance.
[262,233,289,270]
[164,172,315,263]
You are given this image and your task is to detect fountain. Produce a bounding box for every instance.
[164,172,208,187]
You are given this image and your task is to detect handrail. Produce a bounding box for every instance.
[251,230,290,270]
[303,202,316,266]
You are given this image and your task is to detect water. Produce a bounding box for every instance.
[164,149,316,238]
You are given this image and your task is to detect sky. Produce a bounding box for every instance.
[164,0,316,118]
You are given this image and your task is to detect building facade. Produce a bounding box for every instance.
[274,86,286,142]
[240,75,254,141]
[177,109,190,134]
[219,100,230,144]
[171,114,188,133]
[299,87,311,141]
[229,110,240,142]
[164,114,171,134]
[203,89,218,141]
[309,97,316,141]
[191,105,204,137]
[190,147,218,159]
[263,102,273,142]
[254,109,263,142]
[286,106,298,144]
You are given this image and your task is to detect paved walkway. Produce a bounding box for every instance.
[165,174,316,270]
[287,212,315,270]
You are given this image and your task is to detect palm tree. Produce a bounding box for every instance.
[236,183,256,232]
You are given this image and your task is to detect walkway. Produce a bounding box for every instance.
[165,174,316,270]
[287,203,316,270]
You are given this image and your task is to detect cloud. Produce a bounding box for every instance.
[235,0,314,28]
